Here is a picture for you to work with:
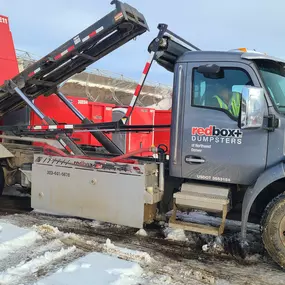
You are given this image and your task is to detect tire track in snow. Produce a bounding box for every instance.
[0,239,68,273]
[0,246,78,285]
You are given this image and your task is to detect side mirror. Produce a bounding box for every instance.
[237,86,266,129]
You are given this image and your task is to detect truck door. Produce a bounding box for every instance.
[178,62,268,185]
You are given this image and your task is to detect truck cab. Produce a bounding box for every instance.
[167,48,285,268]
[170,50,271,183]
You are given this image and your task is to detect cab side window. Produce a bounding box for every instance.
[192,67,253,119]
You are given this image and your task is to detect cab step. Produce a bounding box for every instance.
[169,183,231,236]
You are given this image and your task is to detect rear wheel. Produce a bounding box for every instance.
[261,192,285,268]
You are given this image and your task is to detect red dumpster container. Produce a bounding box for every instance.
[112,106,155,156]
[154,110,171,154]
[0,15,19,85]
[89,102,114,146]
[31,95,91,145]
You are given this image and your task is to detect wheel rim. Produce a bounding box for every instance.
[279,215,285,247]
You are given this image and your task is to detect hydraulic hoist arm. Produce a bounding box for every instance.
[0,0,148,117]
[0,0,149,155]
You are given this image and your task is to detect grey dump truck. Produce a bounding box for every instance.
[1,0,285,269]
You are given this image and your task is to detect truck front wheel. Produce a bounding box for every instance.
[261,192,285,268]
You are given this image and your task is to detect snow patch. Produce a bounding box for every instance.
[89,220,101,228]
[33,224,79,240]
[0,231,41,260]
[33,224,61,236]
[0,223,41,260]
[0,246,76,284]
[135,229,148,237]
[106,263,143,285]
[164,228,189,242]
[56,262,91,274]
[202,236,224,253]
[104,239,153,264]
[105,238,115,249]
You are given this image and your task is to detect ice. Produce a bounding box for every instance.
[33,252,144,285]
[0,222,41,260]
[81,263,91,269]
[62,263,79,273]
[106,263,144,285]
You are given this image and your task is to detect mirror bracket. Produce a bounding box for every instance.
[263,114,279,132]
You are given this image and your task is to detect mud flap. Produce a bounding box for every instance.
[31,154,158,229]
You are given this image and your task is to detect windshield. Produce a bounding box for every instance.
[255,59,285,112]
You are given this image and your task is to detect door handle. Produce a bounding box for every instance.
[185,155,205,164]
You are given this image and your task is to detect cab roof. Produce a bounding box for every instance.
[177,50,285,65]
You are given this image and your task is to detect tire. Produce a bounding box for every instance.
[261,192,285,268]
[0,166,4,196]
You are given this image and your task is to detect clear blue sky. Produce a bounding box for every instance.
[1,0,284,86]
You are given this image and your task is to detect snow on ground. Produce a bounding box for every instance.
[164,228,189,242]
[0,221,175,285]
[0,212,285,284]
[103,238,153,264]
[0,246,76,284]
[135,229,148,237]
[0,222,41,260]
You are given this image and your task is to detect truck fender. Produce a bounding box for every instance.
[241,162,285,239]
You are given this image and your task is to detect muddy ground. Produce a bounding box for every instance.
[0,201,284,285]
